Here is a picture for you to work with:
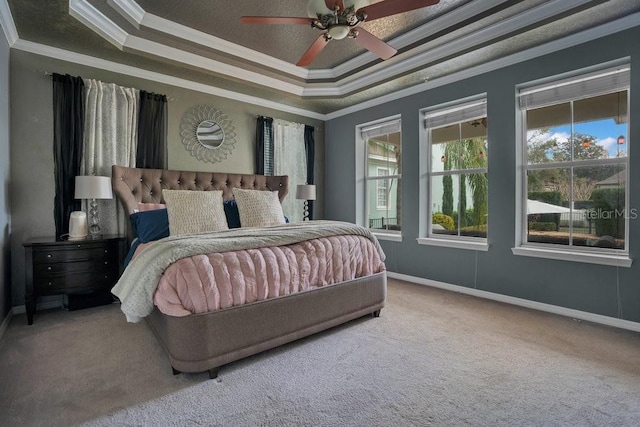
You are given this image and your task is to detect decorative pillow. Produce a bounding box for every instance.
[162,189,229,236]
[129,209,169,243]
[232,188,285,228]
[138,202,166,212]
[223,199,241,229]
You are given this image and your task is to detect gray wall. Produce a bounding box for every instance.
[1,33,10,319]
[9,49,324,308]
[326,26,640,322]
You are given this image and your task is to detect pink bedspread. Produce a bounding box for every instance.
[151,235,385,316]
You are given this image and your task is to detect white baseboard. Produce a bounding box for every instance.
[387,272,640,333]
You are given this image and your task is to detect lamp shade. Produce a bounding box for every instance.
[74,175,113,199]
[296,184,316,201]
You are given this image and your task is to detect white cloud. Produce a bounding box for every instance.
[598,136,615,151]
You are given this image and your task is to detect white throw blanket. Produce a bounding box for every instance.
[112,220,385,322]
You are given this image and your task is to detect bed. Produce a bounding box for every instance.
[110,165,387,379]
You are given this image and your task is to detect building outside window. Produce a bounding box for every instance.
[360,119,402,234]
[518,63,629,256]
[377,168,389,209]
[421,97,488,246]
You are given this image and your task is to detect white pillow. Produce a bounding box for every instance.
[162,189,229,236]
[232,188,285,227]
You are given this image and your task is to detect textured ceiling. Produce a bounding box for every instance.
[5,0,640,116]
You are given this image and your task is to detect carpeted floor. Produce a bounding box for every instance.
[1,278,640,426]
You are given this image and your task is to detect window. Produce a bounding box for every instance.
[420,97,488,248]
[377,168,389,208]
[360,118,402,234]
[517,62,630,263]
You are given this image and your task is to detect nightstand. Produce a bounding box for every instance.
[23,235,126,325]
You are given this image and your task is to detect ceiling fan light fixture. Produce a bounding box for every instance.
[328,25,351,40]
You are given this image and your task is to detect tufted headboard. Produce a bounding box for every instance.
[111,165,289,215]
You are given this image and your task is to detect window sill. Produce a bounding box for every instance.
[417,237,489,251]
[511,246,632,267]
[373,232,402,242]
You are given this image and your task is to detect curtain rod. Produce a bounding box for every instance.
[254,115,322,131]
[40,70,176,101]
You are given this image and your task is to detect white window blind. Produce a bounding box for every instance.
[424,99,487,129]
[361,119,401,139]
[519,65,630,109]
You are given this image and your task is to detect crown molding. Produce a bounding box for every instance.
[310,0,511,80]
[0,0,18,45]
[108,0,311,80]
[69,0,127,48]
[325,11,640,120]
[11,39,326,120]
[73,0,606,100]
[125,36,305,96]
[107,0,143,29]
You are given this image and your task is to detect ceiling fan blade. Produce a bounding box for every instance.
[352,28,397,60]
[296,35,330,67]
[240,16,312,25]
[325,0,345,11]
[358,0,440,22]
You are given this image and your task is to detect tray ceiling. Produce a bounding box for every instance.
[3,0,640,117]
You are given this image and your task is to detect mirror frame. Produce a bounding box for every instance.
[180,105,236,163]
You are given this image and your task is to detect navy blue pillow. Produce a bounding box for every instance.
[130,209,170,243]
[223,199,241,228]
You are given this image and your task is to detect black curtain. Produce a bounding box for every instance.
[136,90,168,169]
[53,74,84,240]
[255,116,273,175]
[304,125,315,220]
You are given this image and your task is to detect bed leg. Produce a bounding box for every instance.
[372,309,381,318]
[172,367,181,376]
[208,367,219,379]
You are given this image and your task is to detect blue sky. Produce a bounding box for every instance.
[529,117,627,158]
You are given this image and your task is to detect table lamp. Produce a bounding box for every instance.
[75,175,112,238]
[296,184,316,221]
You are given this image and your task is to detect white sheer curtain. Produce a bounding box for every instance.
[273,119,306,222]
[81,79,138,235]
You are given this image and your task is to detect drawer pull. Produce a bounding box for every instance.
[104,261,109,265]
[47,266,52,271]
[47,282,52,287]
[104,249,108,253]
[47,254,52,258]
[104,275,108,279]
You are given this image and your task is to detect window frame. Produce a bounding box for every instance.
[376,167,389,209]
[514,60,632,267]
[418,95,489,251]
[356,115,402,241]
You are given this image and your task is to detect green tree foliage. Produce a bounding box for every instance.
[591,188,625,239]
[441,137,488,227]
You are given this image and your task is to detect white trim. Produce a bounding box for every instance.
[70,0,631,100]
[374,232,402,242]
[0,0,18,46]
[417,237,489,251]
[387,271,640,333]
[326,12,640,120]
[69,0,128,48]
[107,0,144,29]
[124,36,305,96]
[512,246,632,268]
[10,39,325,120]
[0,307,12,341]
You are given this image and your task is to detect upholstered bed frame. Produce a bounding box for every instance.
[111,165,387,379]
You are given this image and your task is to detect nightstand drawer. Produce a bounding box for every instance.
[33,257,118,276]
[23,235,126,324]
[33,245,119,263]
[35,270,119,294]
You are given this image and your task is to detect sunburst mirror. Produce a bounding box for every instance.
[180,105,237,163]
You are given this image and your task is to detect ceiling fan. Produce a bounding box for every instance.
[241,0,440,67]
